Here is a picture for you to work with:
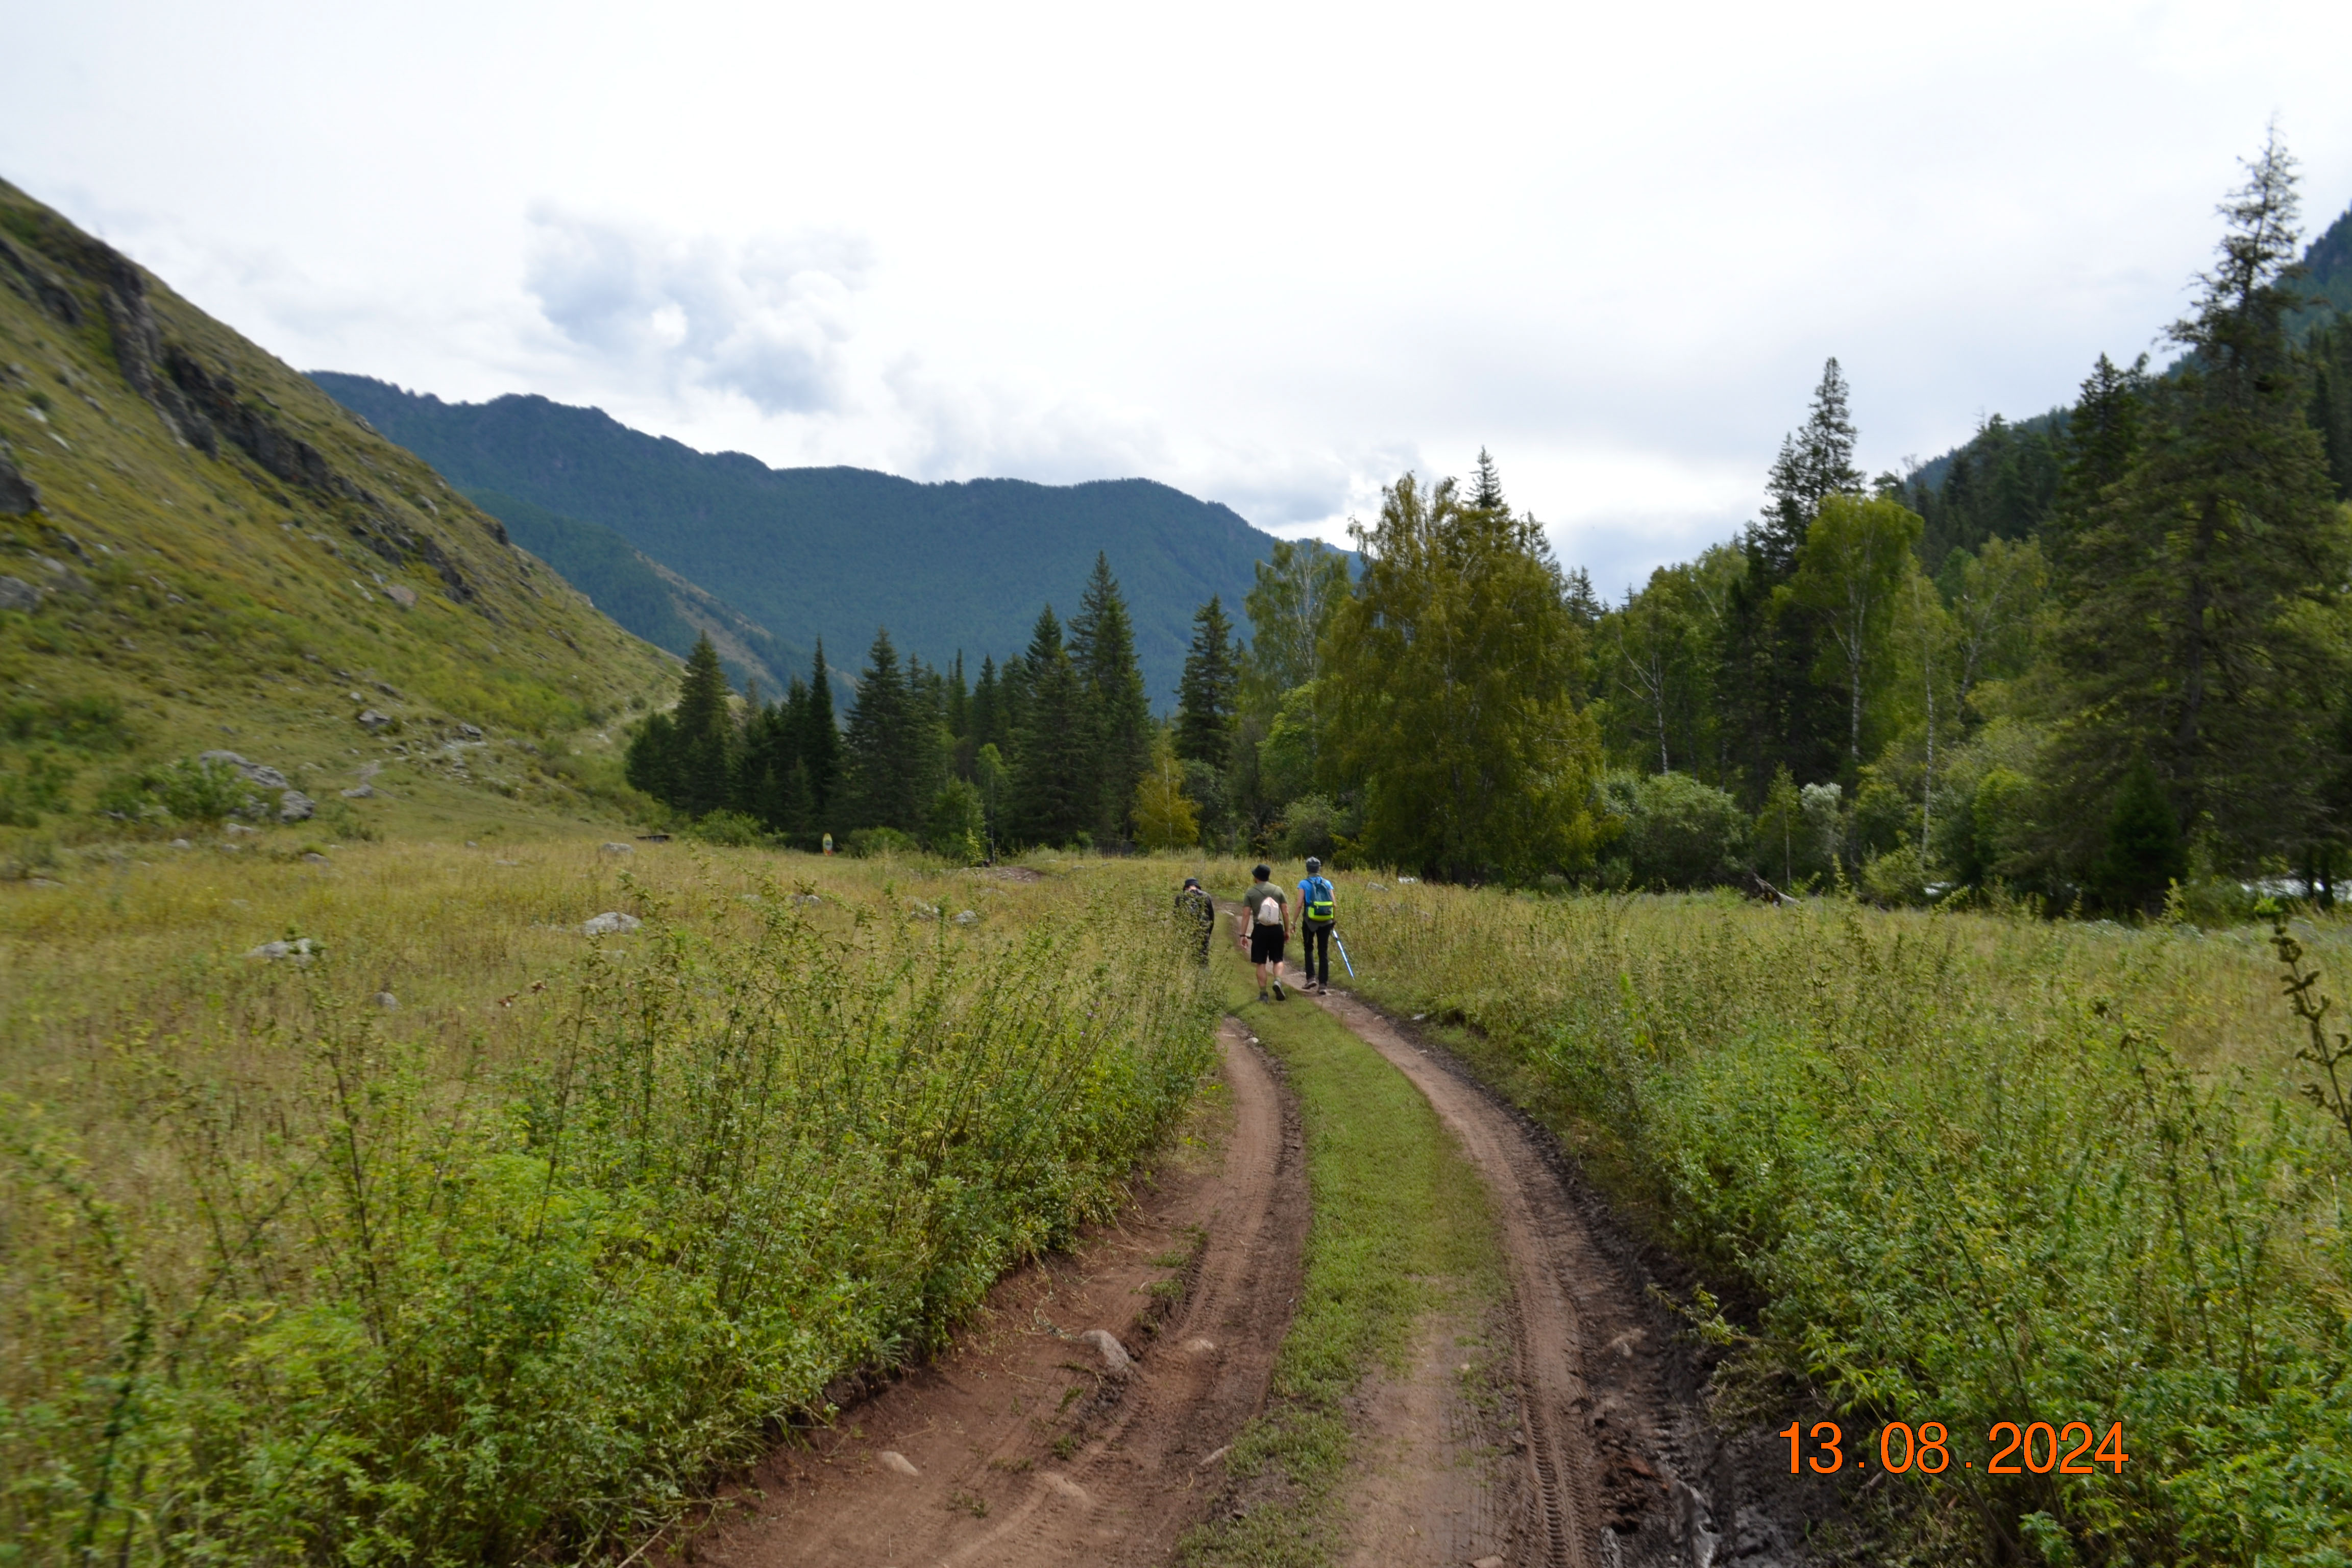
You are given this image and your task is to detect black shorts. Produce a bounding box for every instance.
[1250,924,1286,964]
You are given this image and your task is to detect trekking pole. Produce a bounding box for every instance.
[1335,933,1356,978]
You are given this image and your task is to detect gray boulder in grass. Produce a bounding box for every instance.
[581,911,642,936]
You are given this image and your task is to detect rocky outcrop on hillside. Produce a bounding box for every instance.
[0,194,509,610]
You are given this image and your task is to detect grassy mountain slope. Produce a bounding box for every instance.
[309,374,1289,703]
[0,179,673,848]
[464,486,796,692]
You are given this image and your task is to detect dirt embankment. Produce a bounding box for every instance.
[697,1018,1308,1566]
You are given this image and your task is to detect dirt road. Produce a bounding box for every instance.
[695,951,1819,1568]
[700,1017,1308,1567]
[1312,992,1685,1566]
[1308,989,1822,1568]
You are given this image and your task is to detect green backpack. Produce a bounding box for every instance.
[1303,876,1335,922]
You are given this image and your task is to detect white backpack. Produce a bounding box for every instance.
[1257,895,1283,926]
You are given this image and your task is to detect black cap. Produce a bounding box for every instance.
[1253,864,1271,879]
[1182,876,1201,889]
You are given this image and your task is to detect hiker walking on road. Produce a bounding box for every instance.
[1297,856,1337,994]
[1241,863,1290,1001]
[1177,875,1216,964]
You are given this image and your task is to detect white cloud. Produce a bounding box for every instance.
[877,357,1169,484]
[524,209,871,415]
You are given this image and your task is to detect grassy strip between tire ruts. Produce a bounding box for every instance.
[1180,942,1499,1568]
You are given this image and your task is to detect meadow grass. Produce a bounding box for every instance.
[1180,926,1498,1568]
[1334,884,2352,1567]
[0,836,1218,1564]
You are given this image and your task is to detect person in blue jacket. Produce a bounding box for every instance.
[1297,856,1337,994]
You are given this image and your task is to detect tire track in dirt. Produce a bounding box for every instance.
[699,1017,1307,1568]
[1311,989,1766,1568]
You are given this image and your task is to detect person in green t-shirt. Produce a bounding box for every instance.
[1240,863,1290,1001]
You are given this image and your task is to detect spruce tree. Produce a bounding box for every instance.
[900,655,950,809]
[672,634,736,817]
[995,644,1033,767]
[1717,358,1864,801]
[1468,447,1507,512]
[1753,358,1864,579]
[1562,567,1603,631]
[2309,316,2352,501]
[1068,554,1152,842]
[1175,596,1240,767]
[733,698,801,830]
[624,710,679,804]
[2047,353,2150,577]
[1009,607,1092,846]
[971,656,1001,758]
[946,652,973,777]
[2048,131,2350,866]
[2093,756,2185,915]
[777,760,815,839]
[797,643,840,821]
[842,629,920,832]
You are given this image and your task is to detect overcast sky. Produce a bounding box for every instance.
[9,0,2350,598]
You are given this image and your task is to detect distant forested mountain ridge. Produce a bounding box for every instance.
[458,486,799,693]
[308,375,1291,705]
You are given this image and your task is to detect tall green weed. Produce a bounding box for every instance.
[1344,890,2352,1565]
[0,875,1215,1563]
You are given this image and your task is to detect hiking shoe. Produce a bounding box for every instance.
[1258,989,1269,1002]
[1271,982,1287,1000]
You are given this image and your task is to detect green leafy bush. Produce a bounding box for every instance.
[1275,792,1355,863]
[845,824,920,858]
[1,693,133,752]
[683,808,770,847]
[94,755,257,824]
[1599,771,1750,889]
[1859,839,1934,906]
[923,778,987,863]
[0,752,75,826]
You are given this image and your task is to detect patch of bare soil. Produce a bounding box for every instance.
[1337,1308,1524,1568]
[692,1018,1307,1568]
[1313,990,1827,1568]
